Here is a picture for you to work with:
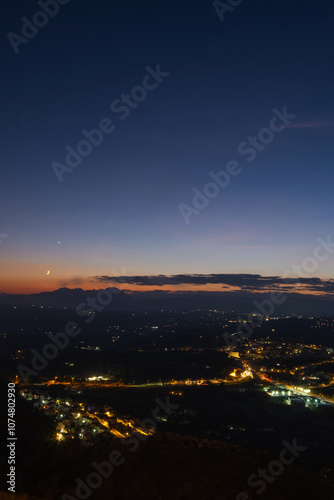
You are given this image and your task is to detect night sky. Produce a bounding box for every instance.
[1,0,334,294]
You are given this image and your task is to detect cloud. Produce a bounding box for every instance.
[58,276,86,287]
[93,273,334,294]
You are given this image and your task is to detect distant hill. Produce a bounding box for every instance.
[0,287,333,315]
[0,287,125,307]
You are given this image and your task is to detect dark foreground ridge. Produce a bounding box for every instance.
[1,433,333,500]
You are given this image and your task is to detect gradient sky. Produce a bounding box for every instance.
[1,0,334,293]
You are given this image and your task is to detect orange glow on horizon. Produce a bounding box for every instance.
[1,278,332,298]
[0,261,332,297]
[1,279,240,295]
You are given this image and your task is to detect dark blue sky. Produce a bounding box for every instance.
[1,0,334,293]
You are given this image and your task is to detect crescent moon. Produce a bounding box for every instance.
[46,270,50,275]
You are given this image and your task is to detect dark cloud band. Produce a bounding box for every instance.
[92,273,334,294]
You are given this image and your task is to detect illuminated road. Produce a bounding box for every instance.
[248,366,334,405]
